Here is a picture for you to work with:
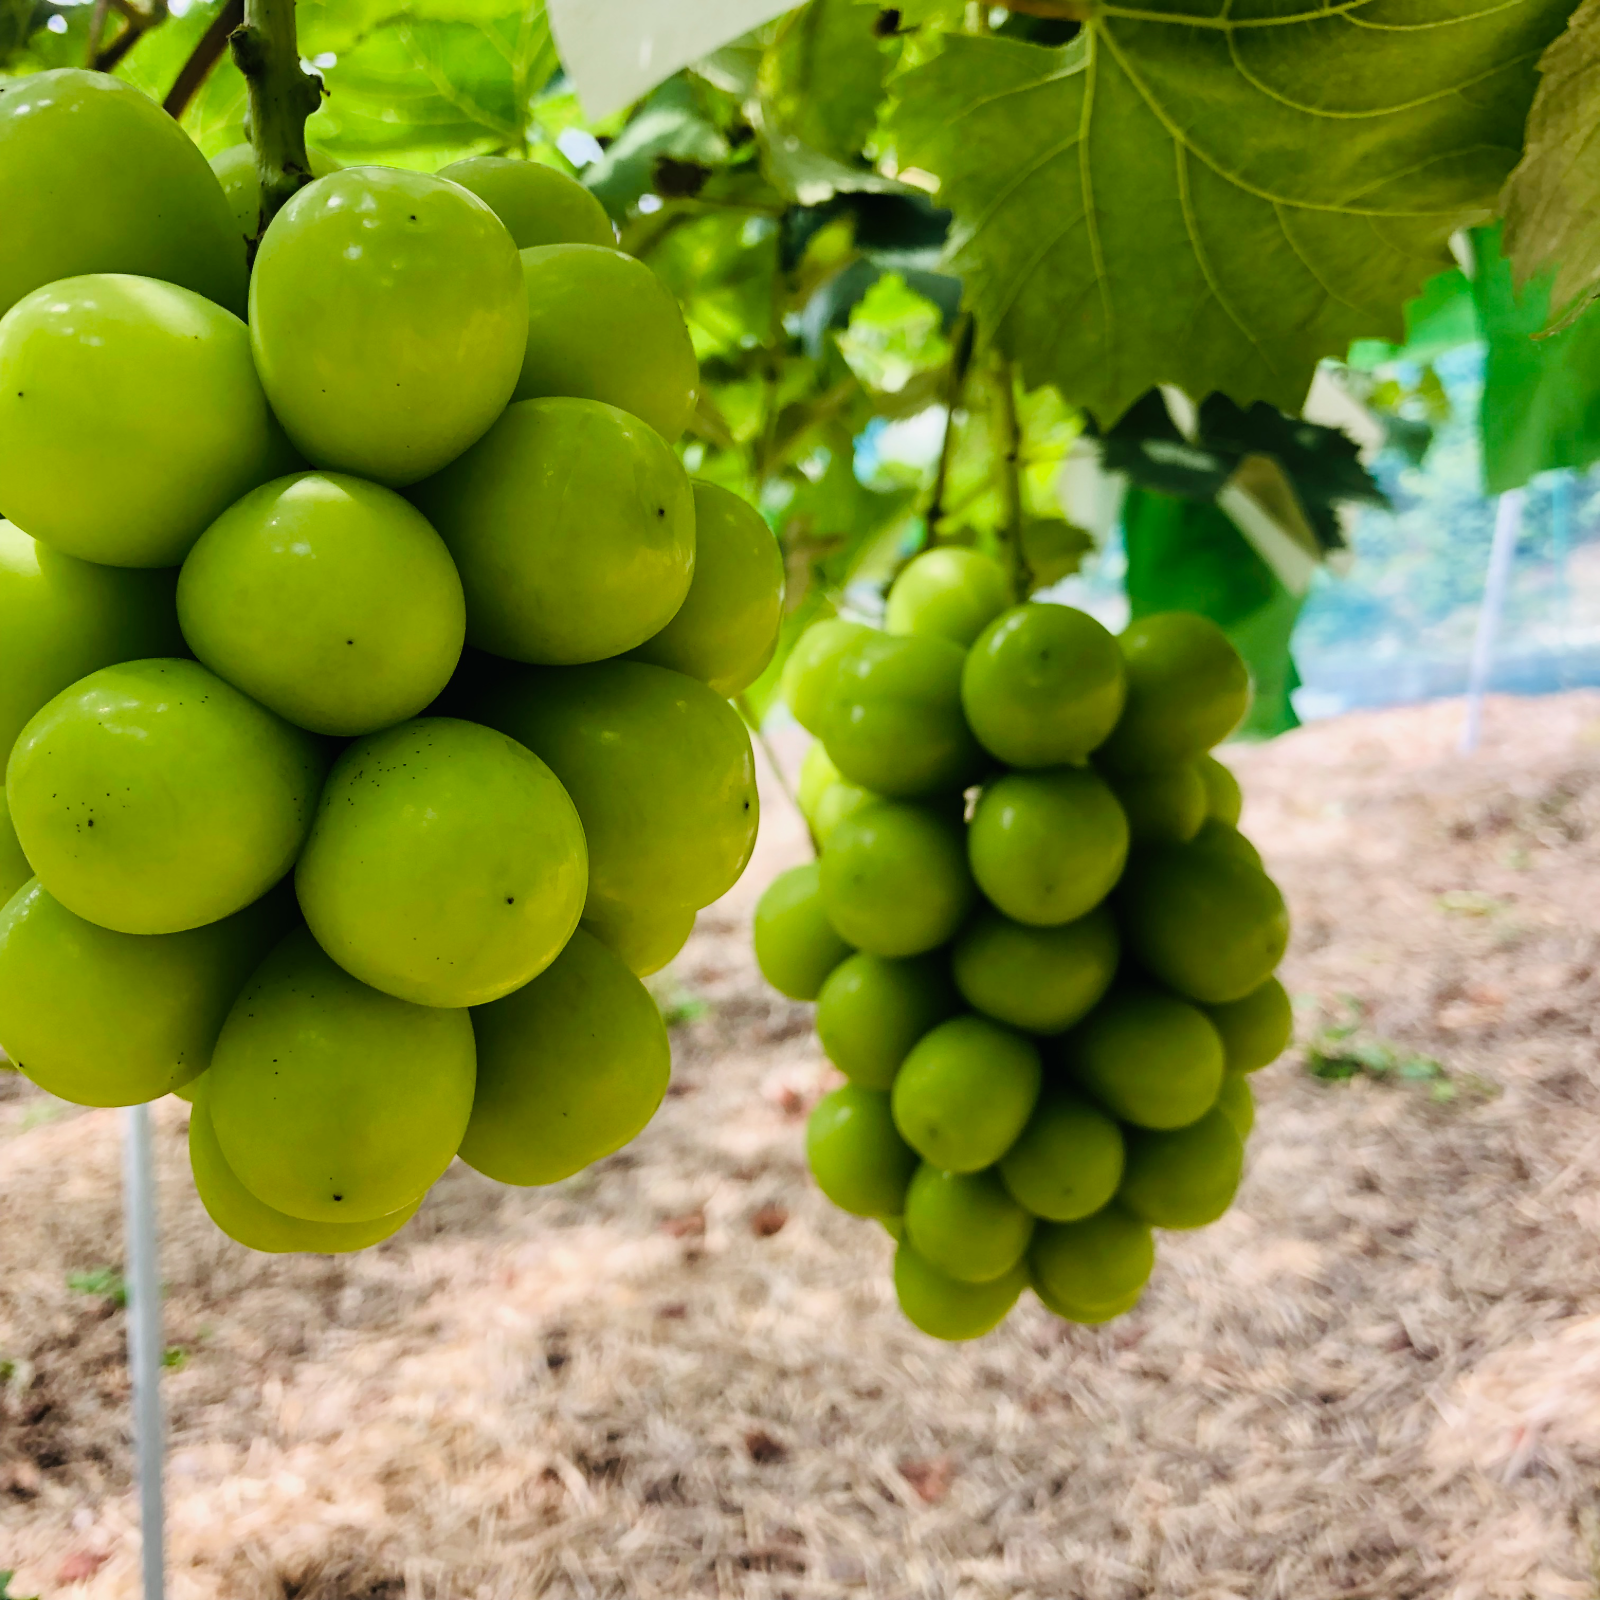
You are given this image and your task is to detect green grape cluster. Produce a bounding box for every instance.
[0,72,783,1254]
[754,546,1292,1340]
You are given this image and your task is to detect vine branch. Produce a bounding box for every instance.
[992,357,1033,602]
[164,0,244,118]
[924,311,974,544]
[230,0,322,249]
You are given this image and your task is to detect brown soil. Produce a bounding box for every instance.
[8,693,1600,1598]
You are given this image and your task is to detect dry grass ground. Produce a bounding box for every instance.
[9,694,1600,1597]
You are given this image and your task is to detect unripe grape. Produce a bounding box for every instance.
[581,889,696,978]
[1065,984,1224,1130]
[0,275,298,567]
[1205,976,1293,1074]
[0,521,184,763]
[781,618,873,734]
[413,398,694,665]
[1197,753,1242,825]
[903,1165,1034,1283]
[951,904,1118,1035]
[961,602,1125,767]
[209,928,476,1223]
[815,951,957,1090]
[7,659,326,935]
[1100,762,1206,845]
[179,473,465,736]
[806,1085,918,1217]
[819,632,985,800]
[819,800,975,957]
[629,481,784,696]
[884,547,1010,648]
[1118,1107,1244,1230]
[814,776,874,847]
[478,661,758,912]
[1191,816,1263,869]
[189,1086,420,1255]
[296,718,587,1008]
[0,70,245,320]
[515,244,698,442]
[210,142,340,248]
[754,861,853,1000]
[0,879,292,1106]
[1216,1072,1255,1139]
[1097,612,1251,774]
[458,929,671,1186]
[1116,840,1289,1004]
[0,791,27,905]
[250,168,526,486]
[1029,1205,1153,1321]
[894,1243,1026,1341]
[439,156,614,249]
[967,768,1128,927]
[891,1015,1041,1173]
[998,1089,1124,1222]
[798,742,842,829]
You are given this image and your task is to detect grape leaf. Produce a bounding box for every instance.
[759,0,887,164]
[893,4,1574,424]
[1500,0,1600,325]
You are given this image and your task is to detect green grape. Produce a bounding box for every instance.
[1116,840,1289,1004]
[189,1087,419,1255]
[951,903,1118,1035]
[998,1088,1124,1222]
[457,928,670,1185]
[815,951,956,1090]
[438,156,615,249]
[819,800,975,957]
[1205,975,1293,1073]
[0,275,299,567]
[178,472,465,737]
[296,718,587,1009]
[818,632,984,800]
[806,1084,918,1217]
[0,879,291,1106]
[1066,984,1224,1131]
[1197,753,1242,825]
[210,142,340,247]
[1118,1107,1243,1230]
[411,398,694,665]
[476,660,757,911]
[894,1242,1027,1341]
[581,889,695,978]
[753,861,853,1000]
[1101,762,1207,845]
[967,769,1128,927]
[891,1015,1041,1173]
[961,602,1125,768]
[250,168,526,487]
[880,1215,905,1241]
[781,618,873,735]
[1191,816,1263,869]
[0,789,27,905]
[903,1165,1034,1283]
[209,928,476,1223]
[1033,1281,1144,1325]
[0,70,245,320]
[1029,1204,1153,1319]
[1216,1071,1255,1140]
[0,520,182,760]
[7,659,326,936]
[814,777,874,847]
[1096,612,1251,774]
[629,481,783,696]
[797,741,840,828]
[515,244,698,442]
[884,547,1010,648]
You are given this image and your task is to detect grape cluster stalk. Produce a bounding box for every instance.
[755,548,1292,1340]
[0,69,785,1253]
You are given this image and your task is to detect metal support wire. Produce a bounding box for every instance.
[122,1103,166,1600]
[1460,489,1524,755]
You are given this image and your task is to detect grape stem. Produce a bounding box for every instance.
[923,311,974,546]
[230,0,322,252]
[992,356,1033,602]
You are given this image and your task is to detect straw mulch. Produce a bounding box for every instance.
[8,693,1600,1598]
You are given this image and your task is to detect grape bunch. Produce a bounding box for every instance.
[0,71,781,1253]
[754,547,1292,1340]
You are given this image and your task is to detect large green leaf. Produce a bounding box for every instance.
[1500,0,1600,325]
[893,4,1573,424]
[1473,222,1600,492]
[759,0,886,163]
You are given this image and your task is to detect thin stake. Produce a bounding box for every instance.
[1460,488,1523,755]
[123,1103,166,1600]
